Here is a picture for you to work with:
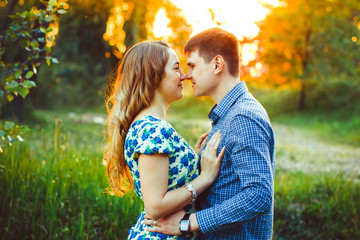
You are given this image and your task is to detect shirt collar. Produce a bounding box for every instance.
[208,81,248,124]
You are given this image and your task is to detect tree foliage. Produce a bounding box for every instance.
[255,0,360,110]
[29,0,191,110]
[30,0,115,108]
[0,0,67,151]
[104,0,192,59]
[0,0,192,152]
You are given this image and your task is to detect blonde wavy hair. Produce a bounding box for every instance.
[103,40,171,196]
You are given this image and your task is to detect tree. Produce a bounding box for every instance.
[256,0,360,110]
[0,0,67,151]
[104,0,192,59]
[32,0,115,108]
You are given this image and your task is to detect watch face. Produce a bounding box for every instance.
[180,220,190,232]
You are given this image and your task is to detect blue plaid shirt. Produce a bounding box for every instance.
[196,82,275,239]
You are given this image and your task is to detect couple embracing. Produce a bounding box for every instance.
[103,28,275,240]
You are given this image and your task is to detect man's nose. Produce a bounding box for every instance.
[180,69,186,81]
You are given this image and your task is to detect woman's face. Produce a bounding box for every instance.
[156,48,185,104]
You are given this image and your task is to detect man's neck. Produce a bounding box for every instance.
[211,76,241,104]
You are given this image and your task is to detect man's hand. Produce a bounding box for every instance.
[144,209,185,236]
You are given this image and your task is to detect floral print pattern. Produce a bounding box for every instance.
[125,116,199,240]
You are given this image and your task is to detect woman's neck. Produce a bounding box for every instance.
[137,94,169,121]
[142,104,167,120]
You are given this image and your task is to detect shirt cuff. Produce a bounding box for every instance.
[196,206,220,234]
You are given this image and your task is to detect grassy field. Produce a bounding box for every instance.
[1,96,359,239]
[0,110,143,239]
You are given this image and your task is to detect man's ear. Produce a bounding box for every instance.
[214,55,224,74]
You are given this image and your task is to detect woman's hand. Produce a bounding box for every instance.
[195,130,210,155]
[199,131,225,184]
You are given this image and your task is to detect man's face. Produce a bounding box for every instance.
[185,50,216,97]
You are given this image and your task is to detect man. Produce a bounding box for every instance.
[146,28,275,239]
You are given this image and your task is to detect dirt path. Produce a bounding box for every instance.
[168,117,360,178]
[273,123,360,177]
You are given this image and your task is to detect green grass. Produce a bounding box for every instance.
[274,172,360,239]
[0,110,143,240]
[1,99,360,239]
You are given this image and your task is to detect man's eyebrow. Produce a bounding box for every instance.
[187,62,194,66]
[173,61,179,66]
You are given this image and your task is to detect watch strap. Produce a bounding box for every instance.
[182,212,191,221]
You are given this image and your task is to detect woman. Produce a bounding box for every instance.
[103,40,225,239]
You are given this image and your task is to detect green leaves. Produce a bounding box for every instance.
[15,70,22,79]
[19,125,31,135]
[25,71,34,79]
[18,88,30,98]
[7,94,14,102]
[0,120,31,150]
[2,0,66,103]
[44,15,54,23]
[1,0,67,150]
[8,81,19,88]
[4,74,36,101]
[4,121,15,130]
[22,80,36,88]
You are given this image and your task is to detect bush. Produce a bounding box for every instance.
[306,79,360,113]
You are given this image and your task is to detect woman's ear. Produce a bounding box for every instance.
[214,55,224,74]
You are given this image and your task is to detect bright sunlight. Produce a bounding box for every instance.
[153,0,279,69]
[154,0,279,38]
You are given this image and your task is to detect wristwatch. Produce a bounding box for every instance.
[179,213,191,235]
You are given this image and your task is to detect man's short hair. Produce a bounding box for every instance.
[184,28,240,77]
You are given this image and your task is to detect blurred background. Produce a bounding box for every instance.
[0,0,359,239]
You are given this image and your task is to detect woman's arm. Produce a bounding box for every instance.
[138,131,225,220]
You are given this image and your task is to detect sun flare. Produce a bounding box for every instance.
[153,0,279,71]
[154,0,279,38]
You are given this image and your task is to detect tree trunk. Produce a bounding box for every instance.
[0,0,19,36]
[298,29,312,111]
[299,79,306,110]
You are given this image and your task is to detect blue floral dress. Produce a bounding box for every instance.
[125,116,200,240]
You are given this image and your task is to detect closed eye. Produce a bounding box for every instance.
[173,62,180,71]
